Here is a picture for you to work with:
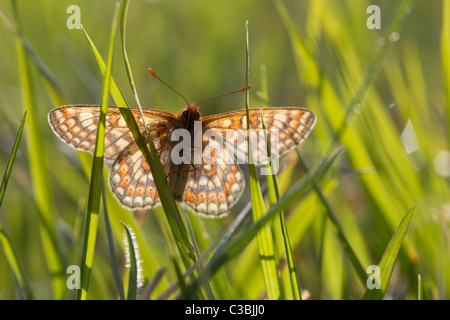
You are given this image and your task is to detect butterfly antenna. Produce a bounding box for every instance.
[148,68,190,107]
[194,85,252,108]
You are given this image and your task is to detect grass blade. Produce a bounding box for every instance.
[261,115,301,300]
[258,66,302,300]
[15,15,65,299]
[0,111,26,207]
[0,110,33,299]
[77,2,120,300]
[244,21,280,300]
[83,10,196,273]
[297,150,367,283]
[182,147,344,298]
[363,205,415,300]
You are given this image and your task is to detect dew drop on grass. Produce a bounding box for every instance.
[389,32,401,42]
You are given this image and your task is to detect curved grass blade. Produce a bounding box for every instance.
[15,21,65,299]
[118,0,200,288]
[121,222,139,300]
[182,147,344,298]
[77,2,120,300]
[83,14,196,273]
[363,205,415,300]
[244,21,280,300]
[260,110,301,300]
[0,111,33,299]
[0,111,26,207]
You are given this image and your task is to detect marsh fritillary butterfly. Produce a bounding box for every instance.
[48,69,316,217]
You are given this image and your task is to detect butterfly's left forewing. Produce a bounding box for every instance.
[201,107,316,165]
[48,105,175,162]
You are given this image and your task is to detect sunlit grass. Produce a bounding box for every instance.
[0,0,448,300]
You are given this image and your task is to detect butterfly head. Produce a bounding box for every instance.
[179,104,200,130]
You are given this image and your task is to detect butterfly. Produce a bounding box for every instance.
[48,70,316,218]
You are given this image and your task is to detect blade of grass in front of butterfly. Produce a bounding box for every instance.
[244,21,280,300]
[77,2,120,300]
[13,9,65,299]
[441,0,450,146]
[260,110,301,300]
[0,110,33,299]
[83,19,197,273]
[121,222,139,300]
[363,206,415,300]
[181,147,344,298]
[118,0,203,294]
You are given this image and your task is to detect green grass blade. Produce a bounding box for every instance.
[244,21,280,300]
[183,147,344,298]
[83,17,196,273]
[0,111,26,207]
[15,23,65,299]
[77,2,120,300]
[260,112,301,300]
[172,257,188,298]
[118,1,199,280]
[121,222,139,300]
[297,150,367,283]
[363,206,415,300]
[0,110,33,299]
[441,0,450,146]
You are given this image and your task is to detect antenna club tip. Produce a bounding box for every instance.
[148,67,157,77]
[239,85,252,92]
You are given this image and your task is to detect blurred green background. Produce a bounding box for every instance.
[0,0,449,299]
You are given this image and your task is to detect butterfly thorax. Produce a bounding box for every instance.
[168,104,201,200]
[175,104,200,130]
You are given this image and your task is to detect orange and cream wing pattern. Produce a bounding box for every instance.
[182,147,245,217]
[108,138,171,210]
[201,107,316,165]
[48,105,175,162]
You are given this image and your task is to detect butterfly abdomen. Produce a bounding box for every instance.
[168,162,192,200]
